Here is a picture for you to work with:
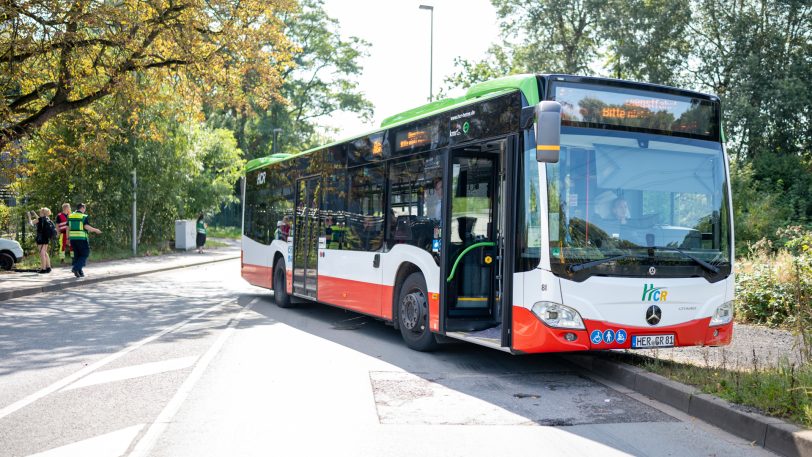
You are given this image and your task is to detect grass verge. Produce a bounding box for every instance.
[207,226,241,240]
[608,351,812,427]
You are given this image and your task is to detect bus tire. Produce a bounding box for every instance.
[273,260,292,308]
[397,272,438,352]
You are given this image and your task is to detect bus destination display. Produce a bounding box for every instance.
[395,128,431,151]
[552,82,718,138]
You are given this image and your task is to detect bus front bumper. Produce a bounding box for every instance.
[512,306,733,353]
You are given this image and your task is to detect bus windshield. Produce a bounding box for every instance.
[546,127,731,280]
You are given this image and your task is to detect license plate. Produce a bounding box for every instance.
[632,334,675,348]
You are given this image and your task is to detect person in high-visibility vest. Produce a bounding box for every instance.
[55,203,72,262]
[325,216,347,249]
[68,203,102,278]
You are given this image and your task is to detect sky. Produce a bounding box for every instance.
[318,0,501,137]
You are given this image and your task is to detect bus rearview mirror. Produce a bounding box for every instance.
[536,101,561,163]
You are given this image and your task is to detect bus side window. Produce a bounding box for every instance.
[323,174,347,249]
[387,155,442,254]
[346,164,385,251]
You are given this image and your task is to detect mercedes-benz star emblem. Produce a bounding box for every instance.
[648,266,657,276]
[646,305,662,326]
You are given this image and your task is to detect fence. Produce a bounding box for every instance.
[209,201,241,229]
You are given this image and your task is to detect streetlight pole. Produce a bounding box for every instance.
[419,4,434,102]
[272,128,282,154]
[132,169,137,255]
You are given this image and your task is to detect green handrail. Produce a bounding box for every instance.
[446,241,496,283]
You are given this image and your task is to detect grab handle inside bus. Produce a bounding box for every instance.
[446,241,496,283]
[536,101,562,163]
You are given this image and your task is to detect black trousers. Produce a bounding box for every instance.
[71,239,90,271]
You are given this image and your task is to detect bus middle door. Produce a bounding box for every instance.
[293,176,321,298]
[443,149,500,330]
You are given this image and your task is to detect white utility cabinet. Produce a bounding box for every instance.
[175,220,197,250]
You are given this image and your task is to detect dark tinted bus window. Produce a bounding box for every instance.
[244,168,273,244]
[322,173,348,249]
[345,164,385,251]
[348,132,388,165]
[244,165,295,245]
[387,154,443,253]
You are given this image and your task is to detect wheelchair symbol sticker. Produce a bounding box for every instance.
[590,330,603,345]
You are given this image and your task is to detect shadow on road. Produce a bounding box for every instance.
[239,294,674,430]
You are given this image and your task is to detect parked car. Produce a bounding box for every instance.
[0,238,24,271]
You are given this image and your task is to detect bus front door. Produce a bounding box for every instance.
[443,150,500,331]
[293,176,320,298]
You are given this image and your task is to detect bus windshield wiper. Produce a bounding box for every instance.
[568,254,642,273]
[638,246,720,274]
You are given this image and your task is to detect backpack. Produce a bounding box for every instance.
[47,218,57,240]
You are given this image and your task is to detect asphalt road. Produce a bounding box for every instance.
[0,260,776,457]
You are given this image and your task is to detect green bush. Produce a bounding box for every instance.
[0,201,10,236]
[736,226,812,359]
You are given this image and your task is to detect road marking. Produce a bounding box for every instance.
[63,356,199,391]
[0,300,231,421]
[27,424,144,457]
[128,299,257,457]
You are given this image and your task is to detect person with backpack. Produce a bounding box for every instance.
[68,203,102,278]
[27,207,57,274]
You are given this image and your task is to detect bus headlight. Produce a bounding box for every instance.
[710,301,734,326]
[532,302,585,330]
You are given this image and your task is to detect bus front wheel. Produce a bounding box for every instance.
[273,261,292,308]
[397,272,438,352]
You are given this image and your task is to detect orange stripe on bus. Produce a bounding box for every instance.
[241,262,273,289]
[318,275,389,318]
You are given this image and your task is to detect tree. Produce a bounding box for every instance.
[690,0,812,162]
[440,45,516,93]
[442,0,615,89]
[208,0,373,158]
[16,89,243,248]
[0,0,295,150]
[600,0,692,85]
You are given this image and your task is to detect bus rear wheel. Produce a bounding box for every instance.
[273,260,292,308]
[397,272,437,352]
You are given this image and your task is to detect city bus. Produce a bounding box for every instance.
[241,74,734,353]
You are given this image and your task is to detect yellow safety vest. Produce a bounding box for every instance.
[68,213,89,240]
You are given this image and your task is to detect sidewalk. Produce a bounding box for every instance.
[0,240,240,302]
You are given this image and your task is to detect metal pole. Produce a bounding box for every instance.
[132,169,137,255]
[272,128,282,154]
[429,8,433,101]
[419,5,434,102]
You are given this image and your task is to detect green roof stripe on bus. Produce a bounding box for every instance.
[380,74,539,127]
[245,74,540,174]
[245,154,299,173]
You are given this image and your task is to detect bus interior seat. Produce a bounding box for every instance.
[394,215,414,241]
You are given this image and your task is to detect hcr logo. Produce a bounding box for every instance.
[642,283,668,302]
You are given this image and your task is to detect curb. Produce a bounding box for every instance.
[0,255,240,302]
[565,354,812,457]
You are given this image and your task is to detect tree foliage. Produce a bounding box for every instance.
[0,0,296,150]
[207,0,373,159]
[16,91,243,248]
